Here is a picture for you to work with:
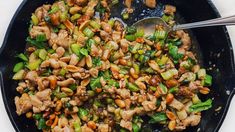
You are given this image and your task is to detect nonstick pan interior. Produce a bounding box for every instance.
[0,0,235,132]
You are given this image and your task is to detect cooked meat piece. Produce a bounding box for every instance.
[81,124,94,132]
[116,88,131,99]
[37,77,49,91]
[85,0,98,17]
[30,89,52,113]
[57,78,76,87]
[49,30,71,48]
[25,71,38,83]
[120,120,132,131]
[142,94,157,111]
[15,93,32,115]
[145,0,156,8]
[35,5,50,22]
[183,114,201,127]
[30,26,51,39]
[35,89,51,101]
[112,31,122,42]
[169,99,184,110]
[176,30,191,50]
[75,0,88,6]
[164,5,176,15]
[178,86,194,98]
[97,124,109,132]
[120,109,136,121]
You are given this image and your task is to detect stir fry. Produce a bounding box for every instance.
[13,0,213,131]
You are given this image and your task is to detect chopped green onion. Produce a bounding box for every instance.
[83,27,94,38]
[168,87,179,93]
[127,83,139,92]
[135,28,145,37]
[80,48,88,56]
[78,108,88,119]
[126,26,137,34]
[132,123,140,132]
[48,5,59,14]
[90,77,101,90]
[69,84,77,91]
[38,118,47,130]
[17,53,28,62]
[36,34,47,42]
[13,62,24,73]
[33,113,42,120]
[89,20,101,29]
[161,69,178,80]
[48,49,55,54]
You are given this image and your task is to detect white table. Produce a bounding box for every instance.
[0,0,235,131]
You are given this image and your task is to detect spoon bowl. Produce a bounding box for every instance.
[133,17,171,35]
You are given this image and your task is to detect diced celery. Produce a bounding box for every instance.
[38,49,47,60]
[89,20,101,29]
[83,27,94,38]
[128,83,139,92]
[12,70,25,80]
[31,14,39,26]
[161,69,178,80]
[71,14,81,21]
[27,59,42,71]
[197,69,206,79]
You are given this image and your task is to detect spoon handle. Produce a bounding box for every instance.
[173,15,235,31]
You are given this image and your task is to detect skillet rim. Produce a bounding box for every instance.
[0,0,234,131]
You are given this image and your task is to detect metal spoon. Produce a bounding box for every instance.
[133,15,235,35]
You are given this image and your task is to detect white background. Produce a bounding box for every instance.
[0,0,235,131]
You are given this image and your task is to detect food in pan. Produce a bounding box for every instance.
[13,0,213,131]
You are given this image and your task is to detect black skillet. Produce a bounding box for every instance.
[0,0,235,131]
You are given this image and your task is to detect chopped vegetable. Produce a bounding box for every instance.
[132,123,140,132]
[31,14,39,25]
[125,34,136,41]
[13,62,24,73]
[90,77,101,90]
[161,69,178,80]
[26,59,41,71]
[38,118,47,130]
[90,20,101,29]
[202,74,212,86]
[127,83,139,92]
[126,26,137,34]
[17,53,28,62]
[38,49,47,60]
[189,99,212,113]
[83,27,94,38]
[12,70,25,80]
[149,112,167,123]
[197,69,206,79]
